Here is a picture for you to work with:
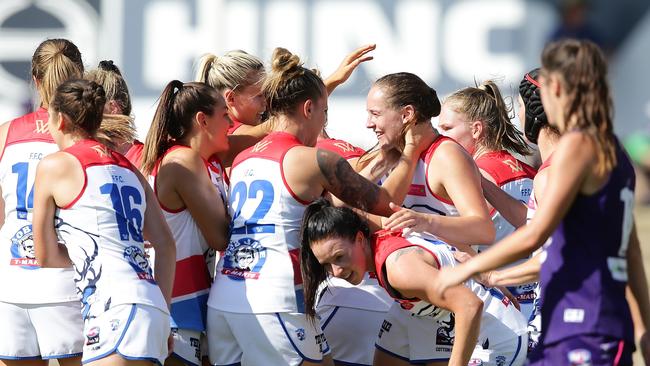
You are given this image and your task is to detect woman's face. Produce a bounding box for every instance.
[304,92,329,147]
[204,97,232,153]
[310,233,368,285]
[228,71,266,125]
[366,85,404,147]
[438,104,477,155]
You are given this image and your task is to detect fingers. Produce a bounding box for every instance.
[388,202,401,212]
[347,44,376,61]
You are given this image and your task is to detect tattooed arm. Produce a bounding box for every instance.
[385,245,482,366]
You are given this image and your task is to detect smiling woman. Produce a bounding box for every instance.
[300,199,528,366]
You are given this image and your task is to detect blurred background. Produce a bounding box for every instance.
[2,1,650,364]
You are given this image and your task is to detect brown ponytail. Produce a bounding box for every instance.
[141,80,222,175]
[541,39,616,175]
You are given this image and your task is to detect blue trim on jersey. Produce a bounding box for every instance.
[0,355,41,360]
[508,335,523,366]
[374,344,410,363]
[117,351,162,366]
[212,362,242,366]
[274,313,322,363]
[333,360,370,366]
[321,306,339,330]
[410,357,451,364]
[171,351,199,366]
[171,293,209,331]
[42,352,83,360]
[82,304,137,365]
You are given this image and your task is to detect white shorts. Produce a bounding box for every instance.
[82,303,170,365]
[170,328,202,366]
[0,300,83,360]
[206,309,330,366]
[375,302,528,365]
[318,305,386,366]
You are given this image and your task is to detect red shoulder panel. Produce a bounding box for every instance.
[231,132,303,169]
[64,139,135,171]
[538,153,553,172]
[227,118,244,135]
[316,138,365,160]
[5,108,54,146]
[422,135,457,166]
[124,140,144,168]
[475,150,537,186]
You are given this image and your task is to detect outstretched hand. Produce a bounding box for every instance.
[383,202,433,237]
[325,44,376,94]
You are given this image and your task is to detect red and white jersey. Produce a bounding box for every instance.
[475,150,536,247]
[209,132,312,313]
[151,145,227,331]
[316,138,365,160]
[526,155,552,224]
[372,230,527,335]
[56,140,167,321]
[124,140,144,168]
[401,135,459,217]
[0,109,78,304]
[227,117,244,135]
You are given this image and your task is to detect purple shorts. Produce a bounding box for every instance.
[528,334,634,366]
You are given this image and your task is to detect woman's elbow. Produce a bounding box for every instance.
[476,219,495,244]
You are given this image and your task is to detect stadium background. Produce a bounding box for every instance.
[0,0,647,364]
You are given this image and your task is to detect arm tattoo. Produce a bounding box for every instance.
[389,246,427,265]
[317,149,381,212]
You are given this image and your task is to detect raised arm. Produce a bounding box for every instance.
[385,246,482,366]
[219,120,272,167]
[324,44,375,95]
[433,132,595,298]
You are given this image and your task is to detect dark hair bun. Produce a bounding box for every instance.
[98,60,122,75]
[519,68,548,144]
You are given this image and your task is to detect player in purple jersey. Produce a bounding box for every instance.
[433,39,650,365]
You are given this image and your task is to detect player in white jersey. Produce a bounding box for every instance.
[0,39,85,366]
[363,73,494,251]
[32,79,176,366]
[205,47,432,366]
[300,200,527,366]
[140,80,231,366]
[436,80,537,320]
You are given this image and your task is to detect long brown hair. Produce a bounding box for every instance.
[445,80,531,156]
[541,39,615,174]
[31,39,84,108]
[141,80,222,175]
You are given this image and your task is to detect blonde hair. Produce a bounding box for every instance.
[445,80,531,156]
[195,50,264,92]
[31,39,84,108]
[95,114,137,150]
[85,60,132,116]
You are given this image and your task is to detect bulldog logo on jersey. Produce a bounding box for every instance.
[222,237,267,281]
[435,313,455,347]
[124,246,155,284]
[9,225,39,269]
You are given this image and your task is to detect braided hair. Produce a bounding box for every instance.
[518,68,556,144]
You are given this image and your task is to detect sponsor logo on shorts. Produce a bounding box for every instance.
[378,320,392,338]
[9,225,40,269]
[567,348,592,366]
[123,246,155,284]
[86,326,100,345]
[468,359,483,366]
[315,333,329,354]
[563,308,585,323]
[110,319,120,331]
[222,238,267,281]
[295,328,306,341]
[435,313,455,347]
[495,355,507,366]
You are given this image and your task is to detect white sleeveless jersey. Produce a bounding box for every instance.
[474,150,536,250]
[208,132,308,313]
[401,136,459,217]
[0,109,78,304]
[372,231,527,336]
[56,140,167,321]
[151,146,228,331]
[317,273,393,312]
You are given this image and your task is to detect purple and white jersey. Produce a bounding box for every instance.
[538,139,635,345]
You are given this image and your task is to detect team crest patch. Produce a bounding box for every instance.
[495,355,507,366]
[123,246,155,284]
[222,237,267,280]
[110,319,120,331]
[9,225,39,269]
[86,326,100,345]
[295,328,306,341]
[568,348,592,366]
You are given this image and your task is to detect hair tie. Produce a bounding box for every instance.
[525,73,541,88]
